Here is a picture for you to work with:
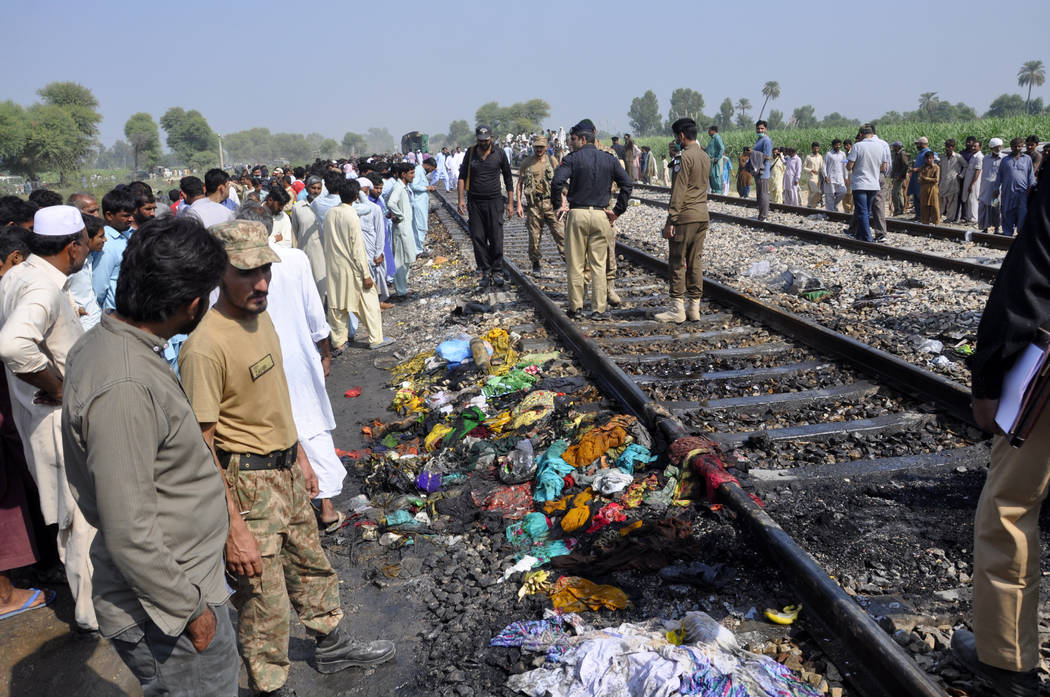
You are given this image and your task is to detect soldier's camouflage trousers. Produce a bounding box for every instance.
[224,456,343,692]
[525,199,565,264]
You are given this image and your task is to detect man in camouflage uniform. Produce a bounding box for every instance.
[179,220,394,697]
[515,134,565,273]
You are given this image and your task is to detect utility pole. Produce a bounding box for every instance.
[218,134,225,170]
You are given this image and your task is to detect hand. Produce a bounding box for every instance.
[457,200,467,216]
[972,397,1002,434]
[662,223,675,239]
[225,520,262,577]
[426,186,436,192]
[555,206,568,221]
[515,205,524,218]
[33,388,61,406]
[185,606,216,653]
[605,209,618,224]
[363,277,374,290]
[505,202,514,219]
[77,306,87,317]
[298,454,320,498]
[274,233,283,242]
[321,353,331,379]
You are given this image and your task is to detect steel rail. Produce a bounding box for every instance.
[432,191,949,697]
[632,181,1012,250]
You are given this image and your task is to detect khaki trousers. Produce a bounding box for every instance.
[525,200,565,263]
[565,209,609,312]
[806,180,821,208]
[328,287,383,348]
[974,405,1050,671]
[668,221,708,299]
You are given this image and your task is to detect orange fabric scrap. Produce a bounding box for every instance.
[550,576,628,613]
[562,415,636,468]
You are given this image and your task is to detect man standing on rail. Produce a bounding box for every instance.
[847,126,888,243]
[939,139,967,223]
[979,138,1006,234]
[705,126,724,194]
[655,118,709,324]
[550,119,632,320]
[961,139,983,224]
[751,121,773,221]
[822,139,848,212]
[803,142,823,208]
[515,134,565,273]
[955,170,1050,697]
[996,137,1037,237]
[458,125,514,289]
[889,141,911,216]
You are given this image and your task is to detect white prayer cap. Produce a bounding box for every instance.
[357,177,373,190]
[989,137,1004,147]
[34,205,86,237]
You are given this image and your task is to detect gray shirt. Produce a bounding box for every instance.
[62,313,230,638]
[186,197,234,228]
[847,138,888,191]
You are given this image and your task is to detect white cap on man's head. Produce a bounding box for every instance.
[357,177,373,190]
[989,137,1004,148]
[34,205,86,237]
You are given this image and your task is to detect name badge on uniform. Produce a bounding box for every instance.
[249,354,275,381]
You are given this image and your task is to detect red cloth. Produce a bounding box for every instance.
[291,180,305,194]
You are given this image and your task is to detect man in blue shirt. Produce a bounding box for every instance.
[751,121,773,220]
[92,188,136,311]
[995,137,1037,236]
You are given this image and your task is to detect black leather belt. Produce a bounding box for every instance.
[216,444,298,471]
[569,205,606,210]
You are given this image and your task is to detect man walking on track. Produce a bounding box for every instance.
[457,125,514,289]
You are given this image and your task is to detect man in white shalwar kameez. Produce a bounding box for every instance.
[322,179,392,351]
[386,164,415,298]
[0,206,97,632]
[353,178,389,301]
[291,176,326,299]
[234,204,347,530]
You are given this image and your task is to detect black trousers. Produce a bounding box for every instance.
[467,196,505,275]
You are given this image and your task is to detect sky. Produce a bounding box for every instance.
[7,0,1049,149]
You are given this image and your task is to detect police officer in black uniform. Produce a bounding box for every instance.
[550,119,633,319]
[457,125,514,288]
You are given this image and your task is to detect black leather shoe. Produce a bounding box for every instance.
[258,687,297,697]
[950,629,1039,697]
[531,261,541,273]
[492,273,505,287]
[565,308,583,319]
[477,274,491,288]
[588,311,610,322]
[316,622,395,674]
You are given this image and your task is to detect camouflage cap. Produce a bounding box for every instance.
[532,135,548,146]
[210,219,280,270]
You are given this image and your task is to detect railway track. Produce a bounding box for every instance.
[633,181,1012,252]
[431,188,986,697]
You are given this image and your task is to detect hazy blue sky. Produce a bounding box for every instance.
[7,0,1048,148]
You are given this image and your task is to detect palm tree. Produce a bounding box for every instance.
[757,81,781,121]
[1018,60,1046,114]
[735,98,752,120]
[918,92,939,116]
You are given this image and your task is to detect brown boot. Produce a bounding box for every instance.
[654,298,685,323]
[606,285,622,306]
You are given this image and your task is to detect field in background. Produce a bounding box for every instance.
[636,114,1050,159]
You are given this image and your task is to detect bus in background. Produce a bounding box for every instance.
[401,131,429,154]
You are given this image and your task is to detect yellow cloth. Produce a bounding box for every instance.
[560,506,590,533]
[562,415,635,467]
[550,576,628,612]
[508,390,556,430]
[424,423,455,451]
[180,309,298,455]
[483,328,518,375]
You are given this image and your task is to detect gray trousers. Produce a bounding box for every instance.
[110,602,239,697]
[756,178,770,220]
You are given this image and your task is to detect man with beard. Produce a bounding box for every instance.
[0,205,97,634]
[179,220,395,695]
[457,125,514,288]
[291,175,326,298]
[61,216,238,696]
[92,188,137,311]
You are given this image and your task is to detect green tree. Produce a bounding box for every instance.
[667,88,704,126]
[791,105,817,129]
[918,92,939,117]
[627,90,661,136]
[318,138,339,159]
[366,127,394,153]
[1018,60,1046,114]
[95,140,134,170]
[0,101,28,169]
[20,104,86,179]
[124,112,162,170]
[37,81,101,140]
[735,98,752,121]
[342,131,367,155]
[820,112,859,128]
[715,98,734,130]
[474,99,550,138]
[160,107,218,168]
[223,127,273,164]
[757,81,780,120]
[985,93,1027,118]
[767,109,785,130]
[447,120,472,146]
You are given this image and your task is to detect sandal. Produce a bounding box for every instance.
[0,588,56,621]
[320,510,349,535]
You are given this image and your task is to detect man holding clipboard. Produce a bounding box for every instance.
[953,175,1050,697]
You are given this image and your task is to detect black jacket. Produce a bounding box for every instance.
[550,145,633,216]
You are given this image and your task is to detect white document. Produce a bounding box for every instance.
[995,342,1048,434]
